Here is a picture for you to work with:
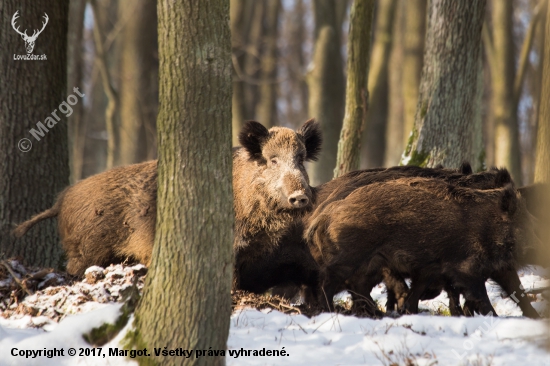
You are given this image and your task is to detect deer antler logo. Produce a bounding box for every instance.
[11,11,49,54]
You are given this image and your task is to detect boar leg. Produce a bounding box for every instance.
[444,283,464,316]
[381,267,409,312]
[491,267,540,319]
[461,279,496,316]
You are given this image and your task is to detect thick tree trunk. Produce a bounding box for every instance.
[401,0,427,147]
[490,0,522,184]
[117,0,158,165]
[534,2,550,183]
[334,0,375,177]
[132,1,233,364]
[401,0,486,170]
[255,0,281,128]
[384,0,405,167]
[308,0,346,185]
[361,0,397,168]
[0,1,70,267]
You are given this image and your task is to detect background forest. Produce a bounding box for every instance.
[71,0,546,186]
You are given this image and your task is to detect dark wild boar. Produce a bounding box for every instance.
[306,177,540,318]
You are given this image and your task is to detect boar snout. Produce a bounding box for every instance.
[288,192,309,208]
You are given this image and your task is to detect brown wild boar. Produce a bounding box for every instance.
[306,177,540,318]
[13,161,157,276]
[14,120,323,299]
[232,119,322,296]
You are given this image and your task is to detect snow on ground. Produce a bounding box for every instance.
[0,263,549,366]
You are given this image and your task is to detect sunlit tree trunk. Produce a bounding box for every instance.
[490,0,522,184]
[308,0,346,185]
[0,0,70,267]
[401,0,486,170]
[335,0,375,176]
[534,2,550,183]
[132,0,233,365]
[117,0,158,166]
[401,0,427,147]
[362,0,397,168]
[384,0,405,167]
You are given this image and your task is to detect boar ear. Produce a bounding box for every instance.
[500,184,517,215]
[495,168,512,187]
[298,118,322,161]
[239,121,269,161]
[459,161,473,175]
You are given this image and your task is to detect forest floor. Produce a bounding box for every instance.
[0,260,549,365]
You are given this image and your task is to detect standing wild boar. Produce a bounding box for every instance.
[14,120,323,299]
[306,177,540,318]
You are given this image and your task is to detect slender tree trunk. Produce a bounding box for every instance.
[401,0,427,147]
[384,0,405,167]
[490,0,522,184]
[362,0,397,168]
[0,1,70,267]
[231,0,247,146]
[308,0,346,185]
[132,1,233,365]
[335,0,375,177]
[243,1,264,119]
[67,0,86,183]
[534,1,550,183]
[117,0,158,165]
[401,0,486,169]
[255,0,281,128]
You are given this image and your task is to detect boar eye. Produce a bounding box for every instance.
[271,158,278,166]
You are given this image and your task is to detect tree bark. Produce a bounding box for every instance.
[116,0,158,166]
[401,0,427,147]
[490,0,522,184]
[401,0,486,170]
[132,1,233,365]
[384,0,405,167]
[534,1,550,183]
[255,0,281,128]
[361,0,397,168]
[67,0,86,183]
[0,1,70,267]
[334,0,375,177]
[308,0,346,185]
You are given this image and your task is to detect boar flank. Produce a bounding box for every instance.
[306,177,539,318]
[13,161,157,276]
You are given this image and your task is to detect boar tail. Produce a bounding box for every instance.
[12,194,64,238]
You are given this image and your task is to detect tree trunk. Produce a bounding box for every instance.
[401,0,486,170]
[384,0,405,167]
[255,0,281,128]
[231,0,247,145]
[534,1,550,183]
[132,1,233,364]
[401,0,427,147]
[308,0,346,185]
[0,1,70,267]
[117,0,158,166]
[490,0,522,184]
[334,0,375,177]
[361,0,397,168]
[67,0,86,183]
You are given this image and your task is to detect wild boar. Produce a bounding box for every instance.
[13,161,158,276]
[14,120,324,299]
[305,177,540,319]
